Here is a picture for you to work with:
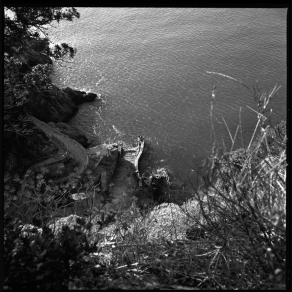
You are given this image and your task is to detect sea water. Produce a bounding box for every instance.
[49,8,287,180]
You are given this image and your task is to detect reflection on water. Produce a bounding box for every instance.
[49,8,287,180]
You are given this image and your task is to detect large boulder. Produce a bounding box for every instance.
[143,203,189,242]
[97,203,191,243]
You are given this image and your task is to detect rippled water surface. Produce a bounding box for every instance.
[49,8,287,179]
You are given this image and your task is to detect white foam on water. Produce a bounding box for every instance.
[78,87,94,93]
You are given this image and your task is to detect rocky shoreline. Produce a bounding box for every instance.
[5,37,172,228]
[5,27,286,245]
[7,34,285,217]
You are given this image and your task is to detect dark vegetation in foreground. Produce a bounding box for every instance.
[4,7,286,290]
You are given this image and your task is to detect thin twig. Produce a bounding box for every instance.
[239,106,244,147]
[231,125,239,152]
[247,118,261,151]
[221,116,234,145]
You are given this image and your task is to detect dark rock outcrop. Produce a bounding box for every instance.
[25,85,97,123]
[148,168,170,203]
[25,86,78,122]
[63,87,97,105]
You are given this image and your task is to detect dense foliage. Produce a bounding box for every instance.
[4,7,79,110]
[4,217,97,290]
[4,7,79,106]
[4,7,79,61]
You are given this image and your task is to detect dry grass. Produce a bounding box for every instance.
[92,77,286,289]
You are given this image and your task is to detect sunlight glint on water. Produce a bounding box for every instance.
[49,8,286,179]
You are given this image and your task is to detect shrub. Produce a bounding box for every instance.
[3,217,97,290]
[186,79,286,289]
